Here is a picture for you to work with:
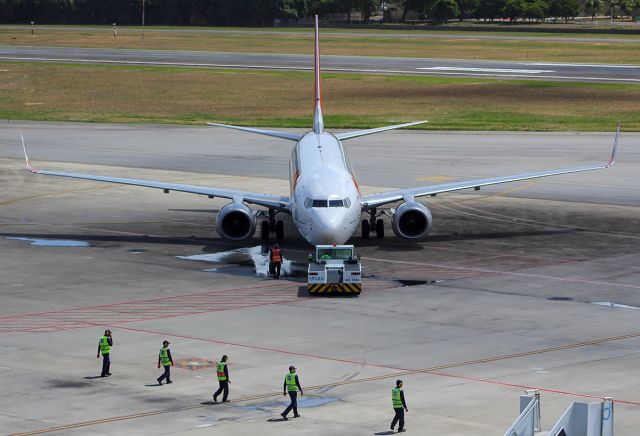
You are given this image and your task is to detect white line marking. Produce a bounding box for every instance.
[418,66,555,74]
[526,62,640,69]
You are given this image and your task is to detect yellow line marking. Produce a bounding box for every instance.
[414,175,454,182]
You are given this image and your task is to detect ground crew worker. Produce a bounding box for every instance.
[213,355,230,402]
[270,244,282,279]
[281,365,302,420]
[96,329,113,377]
[390,379,408,433]
[157,340,174,385]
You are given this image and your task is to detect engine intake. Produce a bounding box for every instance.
[391,201,433,239]
[216,203,256,241]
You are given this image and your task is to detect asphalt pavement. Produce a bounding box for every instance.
[1,45,638,83]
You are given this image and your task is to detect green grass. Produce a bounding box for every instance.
[1,25,639,64]
[0,62,638,131]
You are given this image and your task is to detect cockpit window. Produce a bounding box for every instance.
[304,198,312,209]
[312,199,328,207]
[329,199,344,207]
[344,198,351,208]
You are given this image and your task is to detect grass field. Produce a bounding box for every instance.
[1,26,639,64]
[1,62,638,131]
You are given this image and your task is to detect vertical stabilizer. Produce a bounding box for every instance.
[313,15,324,134]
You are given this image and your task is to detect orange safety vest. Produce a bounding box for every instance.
[271,248,282,263]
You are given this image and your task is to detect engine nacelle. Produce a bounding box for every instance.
[391,201,433,239]
[216,203,256,241]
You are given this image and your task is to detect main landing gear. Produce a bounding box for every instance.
[261,208,284,241]
[361,208,384,240]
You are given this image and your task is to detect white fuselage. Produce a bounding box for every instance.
[289,131,361,245]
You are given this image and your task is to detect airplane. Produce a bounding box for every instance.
[21,16,619,247]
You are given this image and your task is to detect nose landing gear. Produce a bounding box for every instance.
[361,208,384,239]
[261,208,284,241]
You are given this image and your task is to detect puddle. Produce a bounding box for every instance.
[297,396,339,407]
[397,279,441,287]
[238,395,338,411]
[48,380,91,389]
[178,246,306,279]
[592,301,640,310]
[7,237,89,247]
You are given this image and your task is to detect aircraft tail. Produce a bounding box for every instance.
[313,15,324,134]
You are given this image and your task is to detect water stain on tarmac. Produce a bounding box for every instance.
[47,380,92,389]
[6,236,89,247]
[177,245,306,279]
[239,395,339,412]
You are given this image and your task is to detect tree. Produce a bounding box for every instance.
[524,0,548,21]
[584,0,602,19]
[456,0,478,20]
[547,0,579,21]
[504,0,525,20]
[474,0,506,20]
[355,0,379,22]
[431,0,460,22]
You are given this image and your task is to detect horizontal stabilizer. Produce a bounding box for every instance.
[207,122,301,142]
[336,120,428,141]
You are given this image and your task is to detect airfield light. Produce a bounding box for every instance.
[30,22,35,37]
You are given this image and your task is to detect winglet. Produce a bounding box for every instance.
[605,123,620,168]
[19,130,38,173]
[312,14,324,134]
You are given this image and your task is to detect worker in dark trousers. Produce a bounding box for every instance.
[281,365,303,420]
[96,329,113,377]
[390,379,408,433]
[213,355,230,402]
[157,340,174,385]
[270,244,282,279]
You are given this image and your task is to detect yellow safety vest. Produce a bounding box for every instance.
[217,361,227,381]
[392,387,403,408]
[159,347,170,366]
[99,336,110,355]
[285,373,298,392]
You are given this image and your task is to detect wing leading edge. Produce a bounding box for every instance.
[20,133,290,212]
[361,125,620,210]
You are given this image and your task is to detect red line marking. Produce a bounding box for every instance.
[0,282,292,321]
[109,325,640,407]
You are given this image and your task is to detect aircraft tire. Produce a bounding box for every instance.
[261,221,270,240]
[361,220,370,239]
[276,220,285,240]
[376,219,384,239]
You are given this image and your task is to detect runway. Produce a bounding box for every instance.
[1,121,639,435]
[1,45,639,83]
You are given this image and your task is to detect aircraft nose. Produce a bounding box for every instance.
[312,211,349,244]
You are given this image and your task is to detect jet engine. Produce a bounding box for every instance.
[216,203,256,240]
[391,202,433,239]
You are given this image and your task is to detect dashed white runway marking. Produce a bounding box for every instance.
[417,66,555,74]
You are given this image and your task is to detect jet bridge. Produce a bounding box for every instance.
[505,391,614,436]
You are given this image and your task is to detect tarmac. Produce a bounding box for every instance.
[1,46,639,83]
[0,121,639,435]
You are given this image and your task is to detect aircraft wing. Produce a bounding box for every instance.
[361,126,620,210]
[20,133,290,212]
